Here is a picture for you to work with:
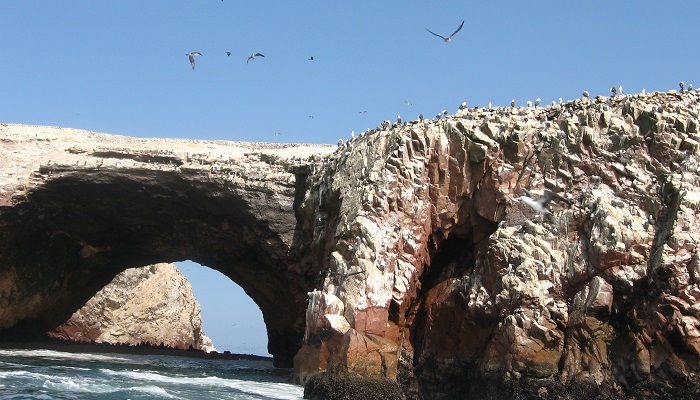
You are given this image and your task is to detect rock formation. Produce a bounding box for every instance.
[47,263,216,352]
[0,125,334,367]
[2,89,700,399]
[295,90,700,399]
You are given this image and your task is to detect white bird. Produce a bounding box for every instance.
[247,52,265,64]
[619,85,624,95]
[187,52,202,69]
[515,189,571,214]
[535,98,541,107]
[526,100,533,108]
[425,20,465,42]
[511,99,516,107]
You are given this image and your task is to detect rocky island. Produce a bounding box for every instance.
[1,89,699,399]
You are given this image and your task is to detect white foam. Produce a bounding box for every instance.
[131,385,178,399]
[101,369,303,399]
[42,377,115,393]
[0,349,131,364]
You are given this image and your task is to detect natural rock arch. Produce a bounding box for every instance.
[0,126,334,366]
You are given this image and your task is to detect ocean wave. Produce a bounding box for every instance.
[42,377,115,394]
[101,369,303,399]
[0,349,131,364]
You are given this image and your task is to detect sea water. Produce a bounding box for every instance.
[0,348,304,399]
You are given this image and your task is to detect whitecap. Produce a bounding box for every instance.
[131,385,178,399]
[42,377,115,393]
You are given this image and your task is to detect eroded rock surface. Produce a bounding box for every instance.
[47,263,215,352]
[296,91,700,399]
[0,125,333,366]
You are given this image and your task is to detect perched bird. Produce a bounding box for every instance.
[526,100,533,108]
[610,87,617,97]
[515,189,571,214]
[582,91,590,99]
[459,102,468,110]
[535,98,541,107]
[397,115,402,124]
[689,83,694,91]
[511,99,516,107]
[247,52,265,64]
[187,52,202,69]
[419,113,424,121]
[619,85,624,95]
[680,81,685,92]
[425,20,465,42]
[225,51,232,56]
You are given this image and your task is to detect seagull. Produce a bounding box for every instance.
[225,51,232,57]
[247,52,265,64]
[187,52,202,69]
[425,20,465,42]
[515,189,571,214]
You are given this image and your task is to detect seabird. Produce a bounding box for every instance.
[404,100,413,106]
[526,100,533,108]
[619,85,624,95]
[680,81,685,92]
[515,189,571,214]
[397,115,402,124]
[511,99,516,107]
[689,83,694,91]
[247,52,265,64]
[419,113,424,121]
[308,56,314,61]
[225,51,232,56]
[359,110,367,114]
[582,91,590,99]
[610,87,617,97]
[459,102,467,110]
[425,20,465,42]
[187,52,202,69]
[535,98,541,107]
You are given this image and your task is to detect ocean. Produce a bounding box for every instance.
[0,348,304,399]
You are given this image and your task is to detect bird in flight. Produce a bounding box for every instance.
[308,56,314,61]
[247,52,265,64]
[426,20,465,42]
[225,51,232,57]
[187,52,202,69]
[515,189,571,214]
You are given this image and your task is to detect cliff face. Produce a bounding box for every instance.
[47,263,215,352]
[296,91,700,399]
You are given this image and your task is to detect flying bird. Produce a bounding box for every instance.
[425,20,465,42]
[515,189,571,214]
[187,52,202,69]
[308,56,314,61]
[225,51,232,57]
[247,52,265,64]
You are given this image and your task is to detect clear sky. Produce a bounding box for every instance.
[2,1,699,355]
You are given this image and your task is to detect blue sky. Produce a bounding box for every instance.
[2,1,699,355]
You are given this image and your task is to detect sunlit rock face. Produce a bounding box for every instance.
[47,263,216,352]
[0,124,333,367]
[296,90,700,399]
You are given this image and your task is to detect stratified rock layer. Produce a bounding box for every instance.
[296,90,700,399]
[47,263,215,352]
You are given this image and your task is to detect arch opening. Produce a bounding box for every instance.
[176,260,269,357]
[0,167,313,367]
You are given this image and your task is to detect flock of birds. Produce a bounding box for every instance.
[184,20,466,70]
